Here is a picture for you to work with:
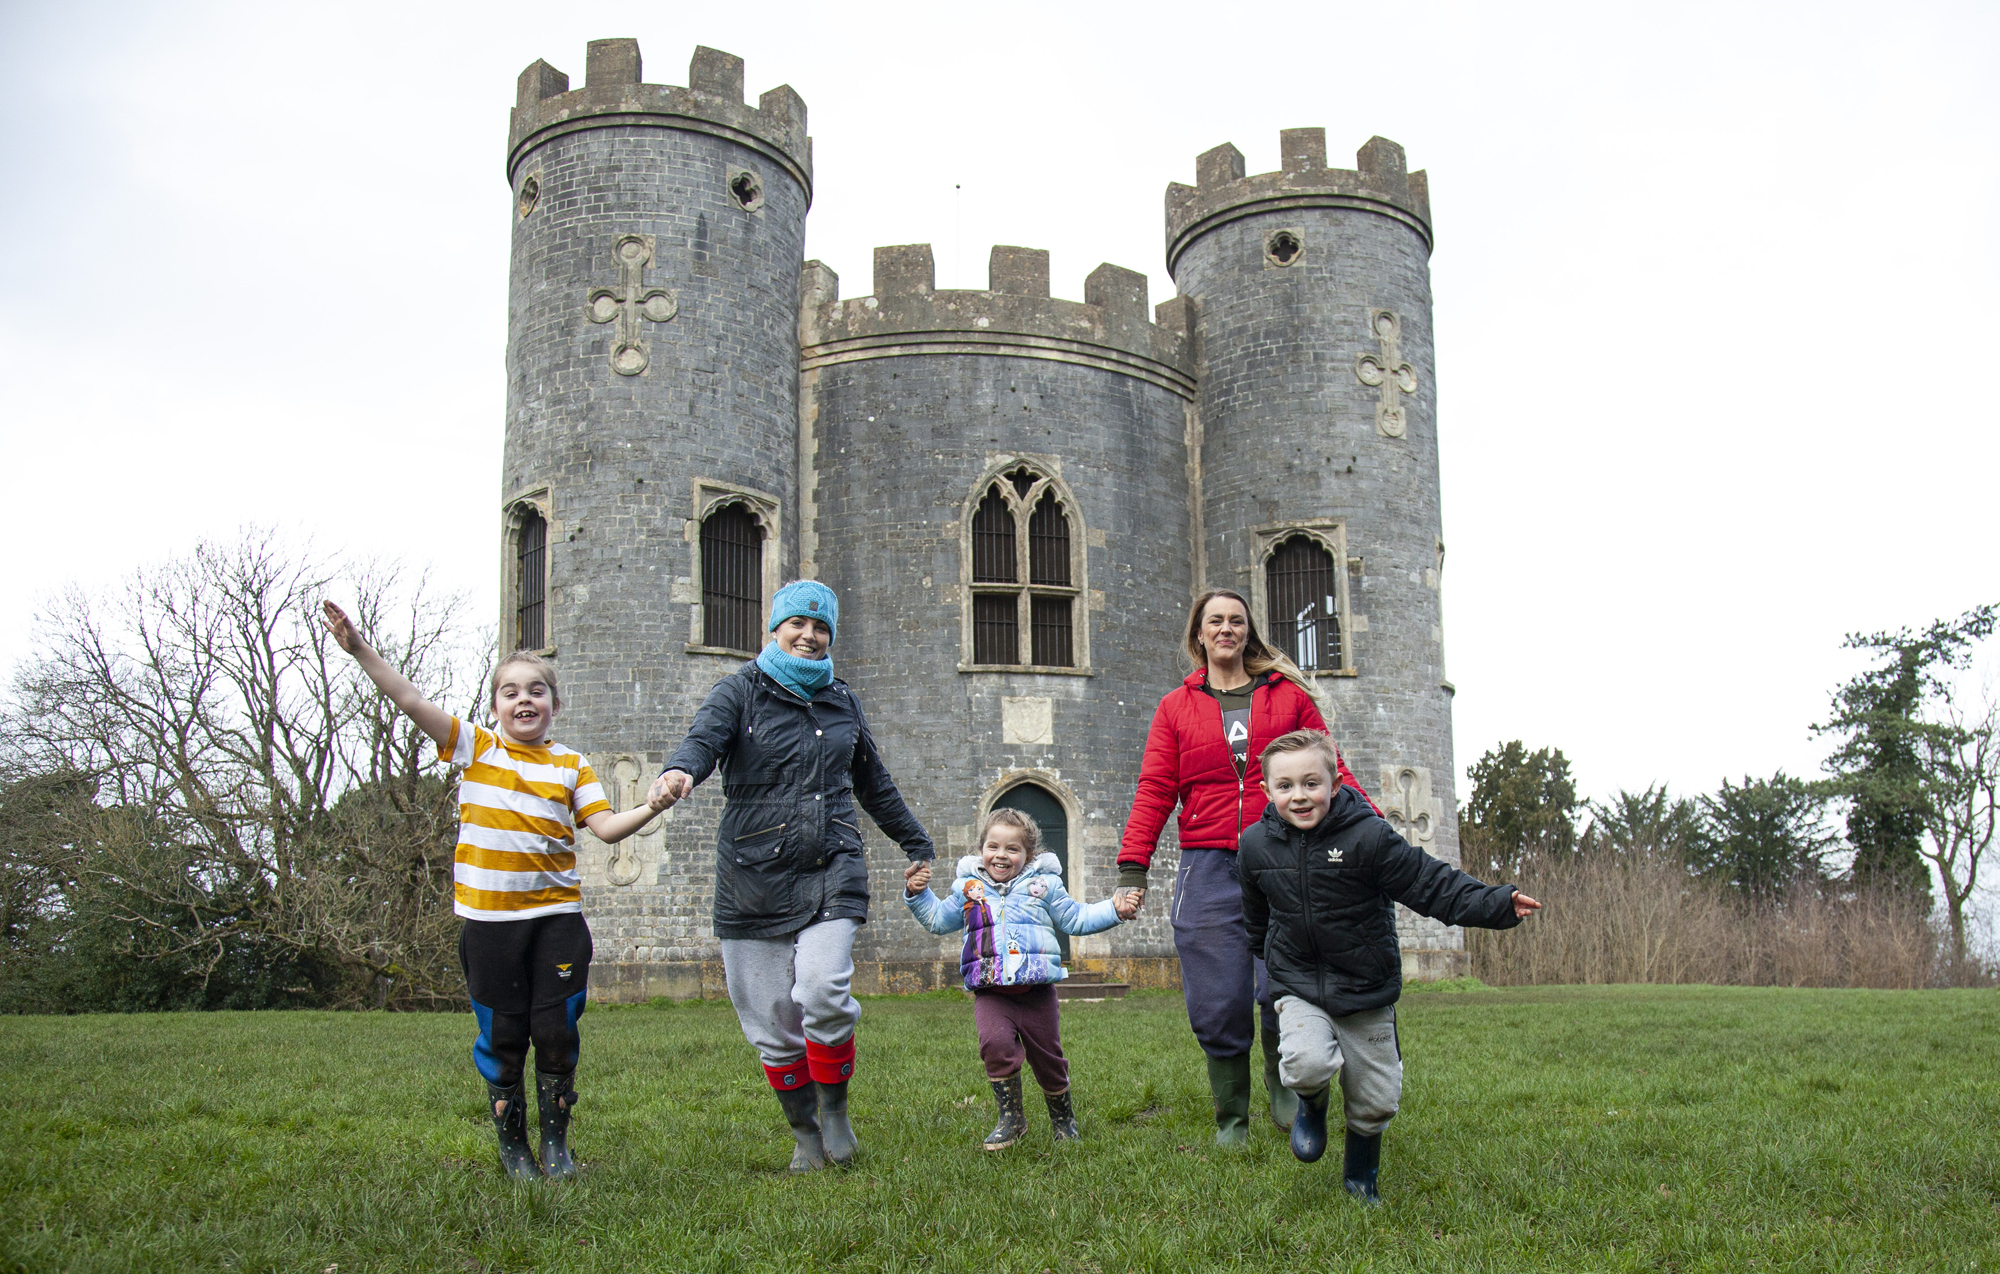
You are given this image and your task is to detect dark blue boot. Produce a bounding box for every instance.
[1289,1086,1329,1163]
[486,1081,543,1181]
[1343,1128,1382,1205]
[535,1070,578,1180]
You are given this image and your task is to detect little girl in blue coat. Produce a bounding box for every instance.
[904,808,1137,1148]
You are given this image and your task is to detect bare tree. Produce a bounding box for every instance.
[1914,688,1999,974]
[7,530,478,1009]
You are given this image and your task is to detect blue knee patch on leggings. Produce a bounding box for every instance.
[471,998,504,1084]
[563,988,588,1068]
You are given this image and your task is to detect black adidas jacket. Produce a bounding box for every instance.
[1240,785,1522,1017]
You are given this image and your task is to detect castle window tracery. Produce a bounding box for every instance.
[961,461,1089,674]
[1250,523,1355,676]
[515,508,548,651]
[701,501,765,654]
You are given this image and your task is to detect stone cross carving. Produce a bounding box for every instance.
[588,234,678,376]
[1355,309,1418,438]
[1380,764,1437,846]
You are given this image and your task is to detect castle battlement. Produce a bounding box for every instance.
[798,244,1195,399]
[1163,129,1431,273]
[508,39,812,197]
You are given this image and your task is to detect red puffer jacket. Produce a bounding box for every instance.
[1118,668,1375,883]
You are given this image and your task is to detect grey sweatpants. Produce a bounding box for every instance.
[1274,996,1402,1136]
[719,918,861,1067]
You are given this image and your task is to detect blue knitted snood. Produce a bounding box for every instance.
[756,643,833,700]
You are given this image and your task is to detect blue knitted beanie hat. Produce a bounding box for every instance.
[768,580,839,642]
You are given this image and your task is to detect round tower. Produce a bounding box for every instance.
[1165,130,1462,976]
[500,39,811,996]
[798,244,1197,985]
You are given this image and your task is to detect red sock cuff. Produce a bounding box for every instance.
[805,1036,856,1084]
[763,1058,812,1091]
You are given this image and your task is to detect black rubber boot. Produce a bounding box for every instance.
[983,1076,1027,1150]
[1045,1087,1080,1142]
[1262,1028,1298,1130]
[816,1080,858,1166]
[774,1085,828,1173]
[1289,1086,1330,1163]
[1205,1053,1252,1149]
[1343,1128,1383,1205]
[486,1080,542,1181]
[534,1071,578,1180]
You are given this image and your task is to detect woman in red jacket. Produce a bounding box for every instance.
[1119,589,1372,1147]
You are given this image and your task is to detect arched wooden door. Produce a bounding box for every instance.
[993,783,1070,959]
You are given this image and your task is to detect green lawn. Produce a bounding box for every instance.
[3,984,1996,1273]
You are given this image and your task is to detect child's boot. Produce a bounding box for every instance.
[1342,1128,1383,1205]
[1261,1029,1297,1130]
[984,1076,1027,1150]
[816,1079,858,1165]
[534,1070,578,1180]
[1205,1053,1252,1149]
[774,1085,829,1173]
[1289,1086,1330,1163]
[486,1080,543,1181]
[1045,1087,1080,1142]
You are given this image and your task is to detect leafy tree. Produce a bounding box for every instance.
[1463,741,1580,878]
[1582,785,1708,865]
[1817,605,1997,906]
[1697,772,1835,898]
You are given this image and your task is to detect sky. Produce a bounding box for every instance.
[1,0,1996,816]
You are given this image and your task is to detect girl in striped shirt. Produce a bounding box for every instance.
[323,601,676,1181]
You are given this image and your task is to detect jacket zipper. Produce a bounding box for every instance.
[735,822,787,841]
[1294,821,1328,1004]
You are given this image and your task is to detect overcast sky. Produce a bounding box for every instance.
[2,0,1996,814]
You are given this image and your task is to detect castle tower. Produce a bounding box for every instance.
[799,244,1197,982]
[1166,130,1463,975]
[500,39,811,996]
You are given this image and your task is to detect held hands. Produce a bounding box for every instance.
[904,859,932,896]
[648,770,694,811]
[1113,887,1143,921]
[1512,890,1543,919]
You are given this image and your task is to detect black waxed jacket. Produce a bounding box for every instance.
[1241,785,1522,1017]
[664,662,936,940]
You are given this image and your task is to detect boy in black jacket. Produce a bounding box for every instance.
[1240,729,1540,1202]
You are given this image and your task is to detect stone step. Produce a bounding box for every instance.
[1055,976,1129,1001]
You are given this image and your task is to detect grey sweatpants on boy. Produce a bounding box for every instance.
[1274,996,1402,1136]
[719,918,861,1066]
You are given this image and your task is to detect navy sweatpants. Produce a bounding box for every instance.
[1170,848,1278,1059]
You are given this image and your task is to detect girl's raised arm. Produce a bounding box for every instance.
[322,600,456,750]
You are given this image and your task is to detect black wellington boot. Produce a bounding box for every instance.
[1343,1128,1383,1205]
[775,1085,829,1173]
[1045,1087,1080,1142]
[534,1070,578,1180]
[816,1080,858,1166]
[486,1080,543,1181]
[1290,1086,1330,1163]
[984,1076,1027,1150]
[1262,1028,1298,1130]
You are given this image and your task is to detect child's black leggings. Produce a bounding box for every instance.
[459,913,592,1088]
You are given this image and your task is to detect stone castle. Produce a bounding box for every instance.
[499,38,1460,998]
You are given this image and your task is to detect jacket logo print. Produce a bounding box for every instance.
[1327,847,1345,863]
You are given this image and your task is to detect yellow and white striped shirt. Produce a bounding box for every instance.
[441,717,610,921]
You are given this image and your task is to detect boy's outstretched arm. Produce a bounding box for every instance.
[1373,823,1530,929]
[323,601,454,750]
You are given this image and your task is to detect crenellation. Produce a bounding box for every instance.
[1280,127,1327,172]
[517,59,569,110]
[873,244,935,296]
[988,246,1050,297]
[1356,135,1409,197]
[689,45,745,102]
[585,37,641,87]
[1195,142,1245,189]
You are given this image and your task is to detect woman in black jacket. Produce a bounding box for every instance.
[651,581,935,1171]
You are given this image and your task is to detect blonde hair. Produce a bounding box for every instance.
[1183,588,1319,703]
[1259,728,1343,781]
[979,806,1045,857]
[491,650,562,713]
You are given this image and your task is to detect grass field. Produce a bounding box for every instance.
[3,983,1996,1273]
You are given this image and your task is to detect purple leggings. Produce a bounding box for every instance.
[972,985,1069,1093]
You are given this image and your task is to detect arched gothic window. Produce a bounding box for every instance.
[514,506,548,651]
[1266,534,1340,672]
[701,501,766,654]
[962,463,1086,671]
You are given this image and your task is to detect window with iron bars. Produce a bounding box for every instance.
[701,502,765,654]
[967,467,1079,668]
[515,508,547,651]
[1265,535,1340,672]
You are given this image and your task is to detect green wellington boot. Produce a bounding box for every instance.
[1205,1053,1252,1149]
[1261,1028,1298,1130]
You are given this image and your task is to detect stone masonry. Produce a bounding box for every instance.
[499,39,1465,999]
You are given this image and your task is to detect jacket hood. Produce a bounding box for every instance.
[1257,782,1377,841]
[956,851,1064,889]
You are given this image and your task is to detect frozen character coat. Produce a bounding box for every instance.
[905,852,1120,990]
